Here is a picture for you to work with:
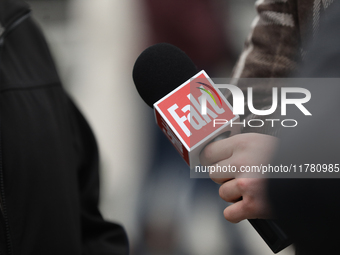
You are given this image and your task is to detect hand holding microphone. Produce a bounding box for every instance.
[133,43,291,253]
[200,133,278,223]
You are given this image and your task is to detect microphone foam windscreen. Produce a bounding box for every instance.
[133,43,198,108]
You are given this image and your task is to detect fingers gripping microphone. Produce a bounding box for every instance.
[133,43,292,253]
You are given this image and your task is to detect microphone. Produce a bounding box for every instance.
[133,43,197,109]
[134,43,239,168]
[132,43,292,253]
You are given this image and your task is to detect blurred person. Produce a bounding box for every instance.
[0,0,128,254]
[205,1,340,251]
[200,0,340,254]
[201,0,336,224]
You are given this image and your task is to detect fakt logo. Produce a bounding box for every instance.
[154,71,237,149]
[153,70,238,168]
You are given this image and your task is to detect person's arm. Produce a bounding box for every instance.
[70,99,129,255]
[232,0,300,79]
[230,0,300,135]
[204,0,302,223]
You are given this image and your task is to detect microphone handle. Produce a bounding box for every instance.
[248,218,292,253]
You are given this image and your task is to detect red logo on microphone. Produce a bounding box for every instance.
[153,71,238,168]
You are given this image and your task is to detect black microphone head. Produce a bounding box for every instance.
[133,43,198,108]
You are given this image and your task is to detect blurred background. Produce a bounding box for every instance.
[26,0,294,254]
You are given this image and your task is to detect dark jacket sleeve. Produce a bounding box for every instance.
[267,2,340,254]
[69,99,129,255]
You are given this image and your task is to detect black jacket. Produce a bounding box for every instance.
[268,1,340,254]
[0,0,128,254]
